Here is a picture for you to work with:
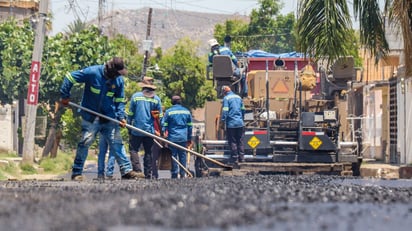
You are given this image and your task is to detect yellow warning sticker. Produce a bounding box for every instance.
[248,136,260,149]
[309,136,322,150]
[272,80,289,93]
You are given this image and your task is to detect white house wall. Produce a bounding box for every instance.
[363,86,383,160]
[0,104,14,151]
[397,77,412,164]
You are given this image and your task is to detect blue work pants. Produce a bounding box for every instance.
[97,135,117,177]
[169,141,187,178]
[72,119,132,176]
[129,135,153,178]
[226,126,245,161]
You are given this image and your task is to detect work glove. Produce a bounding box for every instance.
[60,98,70,107]
[119,119,127,128]
[151,110,160,119]
[219,121,225,130]
[187,140,193,149]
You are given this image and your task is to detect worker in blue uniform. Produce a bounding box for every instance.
[220,85,246,164]
[208,38,247,97]
[162,95,193,178]
[208,38,239,75]
[60,57,140,181]
[127,82,162,179]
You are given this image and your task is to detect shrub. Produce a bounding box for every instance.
[0,161,19,180]
[20,164,37,174]
[39,152,73,174]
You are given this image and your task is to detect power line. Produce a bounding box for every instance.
[65,0,89,21]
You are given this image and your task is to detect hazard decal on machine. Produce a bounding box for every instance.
[247,136,260,149]
[272,79,289,93]
[309,136,322,150]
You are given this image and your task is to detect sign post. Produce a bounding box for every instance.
[22,0,48,164]
[27,61,41,105]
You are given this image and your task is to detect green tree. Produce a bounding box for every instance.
[247,0,282,51]
[296,0,353,66]
[212,0,295,53]
[247,0,296,52]
[271,13,296,53]
[295,0,412,70]
[64,18,88,35]
[109,34,143,82]
[384,0,412,77]
[214,19,249,52]
[159,37,216,109]
[60,108,81,150]
[0,20,146,156]
[0,20,34,105]
[41,26,117,155]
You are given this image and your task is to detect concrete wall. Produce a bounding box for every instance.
[0,104,14,151]
[397,76,412,165]
[0,0,38,22]
[362,86,384,160]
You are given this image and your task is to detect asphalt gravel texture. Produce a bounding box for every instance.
[0,175,411,231]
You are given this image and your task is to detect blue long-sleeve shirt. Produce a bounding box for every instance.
[162,104,193,142]
[221,91,245,128]
[208,46,238,67]
[128,92,162,136]
[60,65,126,122]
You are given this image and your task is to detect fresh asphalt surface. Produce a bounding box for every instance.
[1,174,411,231]
[1,157,412,231]
[78,156,179,180]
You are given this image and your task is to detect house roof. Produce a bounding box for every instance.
[0,0,38,9]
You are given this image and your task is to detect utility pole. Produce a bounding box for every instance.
[98,0,106,31]
[22,0,48,164]
[141,8,153,81]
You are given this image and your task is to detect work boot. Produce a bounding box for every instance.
[121,171,144,180]
[145,174,153,179]
[93,174,105,182]
[238,155,245,163]
[229,155,239,165]
[71,175,84,181]
[130,151,143,172]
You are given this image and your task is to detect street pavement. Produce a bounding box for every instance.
[70,154,197,180]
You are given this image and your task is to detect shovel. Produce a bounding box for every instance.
[67,102,232,170]
[157,145,173,170]
[154,139,193,178]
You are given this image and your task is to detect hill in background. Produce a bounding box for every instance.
[95,7,249,56]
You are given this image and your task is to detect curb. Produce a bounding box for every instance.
[399,166,412,179]
[360,163,412,179]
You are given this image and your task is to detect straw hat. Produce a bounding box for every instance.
[140,83,157,90]
[138,76,156,88]
[208,38,219,48]
[142,76,154,83]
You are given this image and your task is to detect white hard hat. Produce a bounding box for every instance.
[208,38,219,47]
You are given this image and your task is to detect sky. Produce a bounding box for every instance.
[50,0,298,34]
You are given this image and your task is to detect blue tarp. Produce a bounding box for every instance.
[242,50,306,58]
